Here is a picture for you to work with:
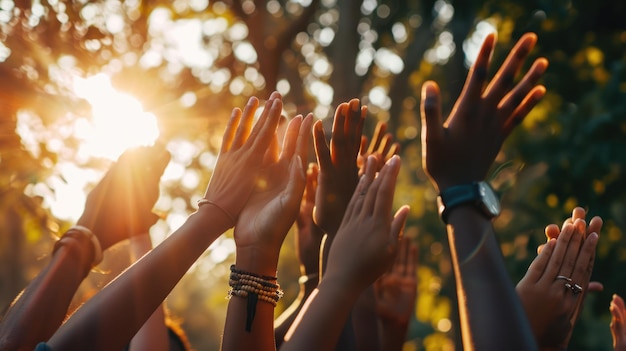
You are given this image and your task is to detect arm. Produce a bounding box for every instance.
[127,235,169,351]
[280,155,410,351]
[221,107,312,351]
[274,163,323,347]
[374,237,417,351]
[0,231,94,351]
[46,94,283,351]
[0,145,170,351]
[420,32,547,350]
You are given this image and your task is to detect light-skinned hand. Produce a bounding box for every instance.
[200,92,285,229]
[233,111,313,272]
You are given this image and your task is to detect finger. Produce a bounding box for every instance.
[588,282,604,292]
[386,142,400,161]
[502,85,546,136]
[559,219,586,278]
[305,163,319,201]
[570,232,599,290]
[345,99,365,157]
[420,81,443,143]
[390,205,410,242]
[526,238,556,282]
[250,97,283,151]
[283,155,307,209]
[572,207,586,222]
[545,223,561,242]
[543,223,575,281]
[497,58,548,123]
[368,155,401,217]
[330,103,348,153]
[615,294,626,312]
[263,133,280,165]
[221,107,243,153]
[231,97,260,149]
[359,135,368,156]
[483,33,537,104]
[344,156,377,219]
[368,121,387,155]
[377,133,392,157]
[313,120,332,171]
[296,114,314,170]
[457,32,495,104]
[588,216,603,236]
[279,115,303,162]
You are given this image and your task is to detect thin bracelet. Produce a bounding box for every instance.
[197,199,236,226]
[53,226,103,266]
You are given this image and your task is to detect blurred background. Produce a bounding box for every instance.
[1,0,625,349]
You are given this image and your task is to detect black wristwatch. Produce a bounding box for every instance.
[437,181,501,223]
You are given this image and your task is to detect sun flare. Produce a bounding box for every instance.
[73,73,160,160]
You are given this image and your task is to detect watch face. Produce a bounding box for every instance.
[478,182,501,216]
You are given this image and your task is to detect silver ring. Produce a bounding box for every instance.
[557,275,582,294]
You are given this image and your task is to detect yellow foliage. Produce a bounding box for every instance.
[586,47,604,66]
[423,332,455,351]
[593,180,605,195]
[546,194,559,208]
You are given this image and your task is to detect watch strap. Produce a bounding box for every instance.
[437,183,480,223]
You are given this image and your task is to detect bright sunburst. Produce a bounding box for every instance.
[73,73,160,160]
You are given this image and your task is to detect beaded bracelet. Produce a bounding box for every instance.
[52,226,103,267]
[228,265,283,332]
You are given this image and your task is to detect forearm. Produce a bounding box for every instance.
[447,206,537,350]
[128,235,170,351]
[274,280,317,348]
[281,277,359,351]
[0,240,92,351]
[222,248,281,351]
[352,286,379,351]
[47,208,231,351]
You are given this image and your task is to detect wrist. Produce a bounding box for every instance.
[235,246,280,277]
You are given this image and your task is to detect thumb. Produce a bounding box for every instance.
[420,81,443,143]
[390,205,410,241]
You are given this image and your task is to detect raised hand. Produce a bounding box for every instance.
[374,237,417,325]
[538,207,604,292]
[200,92,285,228]
[280,156,410,351]
[324,155,409,291]
[77,144,170,250]
[611,294,626,351]
[313,98,365,236]
[233,111,313,271]
[516,214,601,349]
[357,121,400,175]
[421,32,548,192]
